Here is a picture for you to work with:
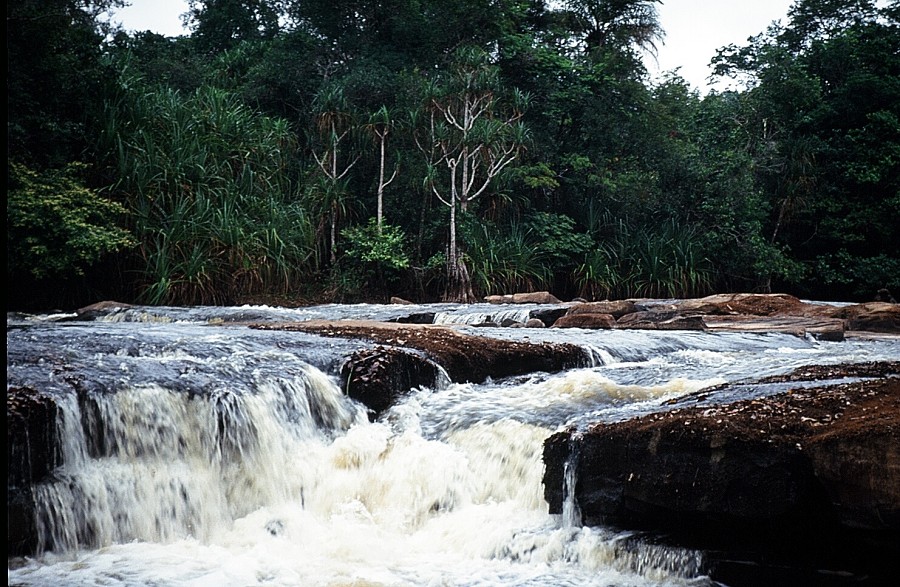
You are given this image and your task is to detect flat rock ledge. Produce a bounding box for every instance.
[389,293,899,338]
[253,320,589,418]
[543,361,900,586]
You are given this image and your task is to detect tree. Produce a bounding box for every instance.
[364,106,399,233]
[310,85,361,266]
[102,68,311,305]
[711,0,900,299]
[414,48,529,302]
[186,0,282,53]
[558,0,663,59]
[7,162,135,281]
[7,0,124,166]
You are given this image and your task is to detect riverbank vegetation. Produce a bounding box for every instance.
[7,0,898,310]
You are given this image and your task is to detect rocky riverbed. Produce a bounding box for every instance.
[9,294,899,586]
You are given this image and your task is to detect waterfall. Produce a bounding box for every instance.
[561,432,583,528]
[29,365,366,554]
[434,307,533,326]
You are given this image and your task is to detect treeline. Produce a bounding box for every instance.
[7,0,899,310]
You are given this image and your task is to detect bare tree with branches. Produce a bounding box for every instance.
[415,48,529,302]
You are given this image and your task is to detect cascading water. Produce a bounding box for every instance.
[434,306,535,326]
[8,304,900,586]
[30,368,365,554]
[562,434,582,529]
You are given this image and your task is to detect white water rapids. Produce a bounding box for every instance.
[7,303,900,586]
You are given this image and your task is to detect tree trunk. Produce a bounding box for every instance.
[443,255,476,303]
[443,199,476,302]
[330,201,338,265]
[377,135,386,233]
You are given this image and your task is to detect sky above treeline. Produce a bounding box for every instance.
[109,0,794,93]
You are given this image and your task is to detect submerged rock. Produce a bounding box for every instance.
[76,300,134,321]
[391,312,437,325]
[543,362,900,585]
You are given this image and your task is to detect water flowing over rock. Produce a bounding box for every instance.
[340,346,441,418]
[7,387,60,556]
[8,300,900,587]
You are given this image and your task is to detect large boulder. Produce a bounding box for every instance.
[529,307,568,327]
[566,300,637,319]
[827,302,900,333]
[342,347,440,418]
[543,362,900,585]
[485,291,562,304]
[552,313,617,329]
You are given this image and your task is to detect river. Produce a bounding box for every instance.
[7,302,899,586]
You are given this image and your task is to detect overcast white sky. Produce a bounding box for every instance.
[110,0,794,93]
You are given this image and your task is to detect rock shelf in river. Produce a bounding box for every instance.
[253,320,590,417]
[386,293,900,339]
[543,361,900,586]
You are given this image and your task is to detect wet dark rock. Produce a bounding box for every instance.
[528,307,568,327]
[76,300,134,321]
[391,312,436,325]
[342,346,440,418]
[7,387,61,556]
[543,363,900,586]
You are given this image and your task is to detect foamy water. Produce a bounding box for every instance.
[8,304,899,586]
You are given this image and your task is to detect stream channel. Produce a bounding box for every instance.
[7,302,900,586]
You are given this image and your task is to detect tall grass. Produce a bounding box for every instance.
[465,221,551,296]
[103,72,314,305]
[577,216,713,300]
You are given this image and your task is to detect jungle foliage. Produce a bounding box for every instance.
[7,0,899,309]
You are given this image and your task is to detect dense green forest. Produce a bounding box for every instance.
[7,0,899,310]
